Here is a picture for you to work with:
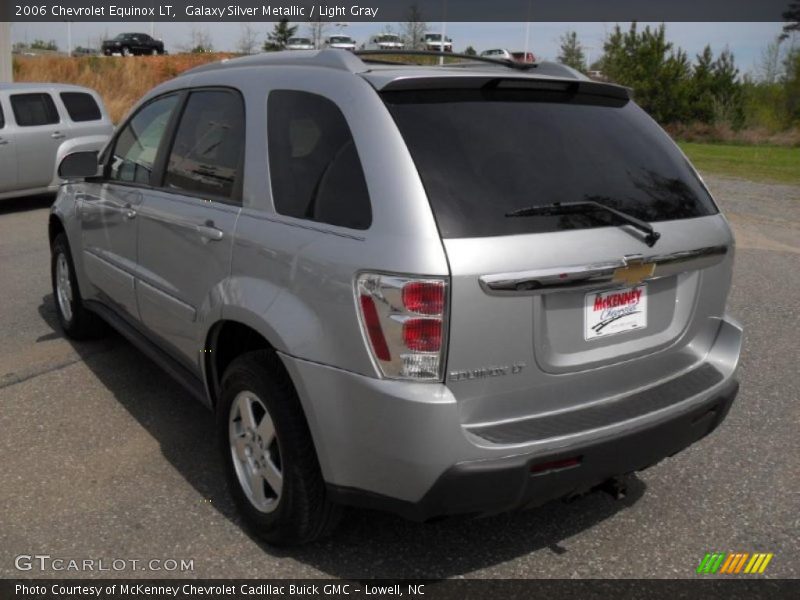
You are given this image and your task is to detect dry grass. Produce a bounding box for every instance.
[13,54,235,123]
[666,121,800,147]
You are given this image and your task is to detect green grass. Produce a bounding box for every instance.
[678,142,800,185]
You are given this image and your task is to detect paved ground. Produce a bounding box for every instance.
[0,175,798,579]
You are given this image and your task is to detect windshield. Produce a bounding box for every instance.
[289,38,310,45]
[377,35,399,42]
[384,88,717,238]
[330,37,353,43]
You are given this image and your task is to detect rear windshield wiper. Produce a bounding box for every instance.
[506,201,661,247]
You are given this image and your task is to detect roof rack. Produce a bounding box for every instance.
[355,49,538,71]
[180,49,369,77]
[179,48,587,82]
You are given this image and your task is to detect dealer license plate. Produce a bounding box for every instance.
[584,285,648,340]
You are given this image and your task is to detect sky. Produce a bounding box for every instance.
[10,21,789,75]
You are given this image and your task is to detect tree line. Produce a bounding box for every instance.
[558,22,800,134]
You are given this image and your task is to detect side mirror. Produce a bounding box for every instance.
[58,151,101,179]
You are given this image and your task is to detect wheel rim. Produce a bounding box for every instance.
[151,49,157,55]
[229,391,283,513]
[55,252,73,323]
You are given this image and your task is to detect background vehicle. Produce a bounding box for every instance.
[480,48,514,61]
[0,83,112,201]
[101,33,165,56]
[364,34,405,50]
[422,33,453,52]
[325,36,357,51]
[50,50,741,545]
[285,38,315,51]
[511,51,536,63]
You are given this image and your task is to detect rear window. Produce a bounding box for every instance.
[10,93,59,127]
[60,92,102,122]
[384,87,717,238]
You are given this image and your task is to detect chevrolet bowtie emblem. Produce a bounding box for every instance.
[612,258,655,286]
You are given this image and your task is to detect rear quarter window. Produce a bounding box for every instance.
[267,90,372,230]
[60,92,102,122]
[10,93,60,127]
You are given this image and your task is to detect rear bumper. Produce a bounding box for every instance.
[328,379,738,521]
[280,316,742,520]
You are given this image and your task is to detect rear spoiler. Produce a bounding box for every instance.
[380,76,631,102]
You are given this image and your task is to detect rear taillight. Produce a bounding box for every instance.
[356,274,448,381]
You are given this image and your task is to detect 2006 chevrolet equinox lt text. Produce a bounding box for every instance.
[49,50,742,545]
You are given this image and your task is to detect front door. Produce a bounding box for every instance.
[135,89,245,366]
[79,93,180,319]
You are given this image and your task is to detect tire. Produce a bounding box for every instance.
[51,233,105,340]
[217,350,341,545]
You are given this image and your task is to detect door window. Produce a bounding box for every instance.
[163,90,245,201]
[108,94,178,185]
[267,90,372,230]
[10,93,60,126]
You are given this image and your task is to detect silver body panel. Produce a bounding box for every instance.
[51,51,742,508]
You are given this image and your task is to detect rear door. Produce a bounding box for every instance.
[384,82,735,424]
[9,91,69,189]
[135,88,244,366]
[0,96,18,193]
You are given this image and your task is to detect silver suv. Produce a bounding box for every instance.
[49,50,742,545]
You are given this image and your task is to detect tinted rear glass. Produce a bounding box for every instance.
[384,88,717,238]
[60,92,102,122]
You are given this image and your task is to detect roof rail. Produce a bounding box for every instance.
[354,49,538,71]
[180,49,369,77]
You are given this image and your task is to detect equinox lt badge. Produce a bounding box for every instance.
[449,363,526,382]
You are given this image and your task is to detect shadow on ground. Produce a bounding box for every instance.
[0,194,55,215]
[38,292,647,578]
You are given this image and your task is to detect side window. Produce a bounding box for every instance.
[0,103,4,129]
[268,90,372,230]
[10,93,59,126]
[163,90,245,201]
[108,94,178,185]
[60,92,102,122]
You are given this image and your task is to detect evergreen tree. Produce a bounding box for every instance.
[264,19,297,51]
[557,31,586,72]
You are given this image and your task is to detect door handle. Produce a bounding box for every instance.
[195,223,224,241]
[123,203,137,220]
[51,132,66,140]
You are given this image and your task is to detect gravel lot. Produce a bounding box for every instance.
[0,175,798,579]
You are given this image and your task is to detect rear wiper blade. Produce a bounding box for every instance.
[506,201,661,247]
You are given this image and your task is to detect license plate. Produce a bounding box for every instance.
[584,285,648,340]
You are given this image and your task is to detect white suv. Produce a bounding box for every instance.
[0,84,112,201]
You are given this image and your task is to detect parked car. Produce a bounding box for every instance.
[511,51,536,63]
[50,50,742,545]
[364,34,404,50]
[0,83,112,201]
[325,35,357,51]
[480,48,514,61]
[72,47,99,57]
[421,33,453,52]
[285,37,315,51]
[101,33,165,56]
